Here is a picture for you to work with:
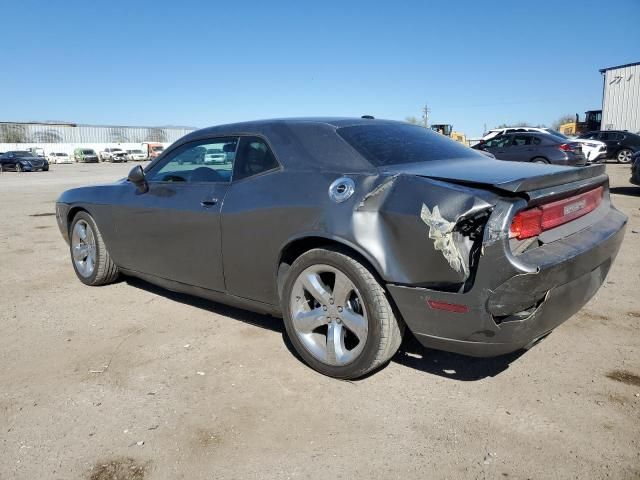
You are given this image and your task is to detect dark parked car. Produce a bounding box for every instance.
[578,130,640,163]
[630,151,640,186]
[473,132,586,166]
[55,118,626,379]
[0,150,49,172]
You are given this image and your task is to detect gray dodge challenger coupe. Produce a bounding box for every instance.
[56,118,627,379]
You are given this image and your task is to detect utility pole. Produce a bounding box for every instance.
[421,104,430,128]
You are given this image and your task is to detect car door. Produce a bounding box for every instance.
[4,153,16,169]
[220,135,284,304]
[598,132,621,153]
[109,137,239,292]
[506,134,532,162]
[486,135,512,159]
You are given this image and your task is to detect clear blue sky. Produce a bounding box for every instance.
[2,0,639,137]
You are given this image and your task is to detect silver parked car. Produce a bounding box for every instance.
[474,132,587,166]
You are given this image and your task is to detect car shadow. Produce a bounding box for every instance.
[124,277,524,381]
[124,277,283,334]
[610,186,640,197]
[389,333,526,381]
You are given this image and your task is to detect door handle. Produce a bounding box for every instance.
[200,198,218,208]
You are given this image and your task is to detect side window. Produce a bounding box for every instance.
[532,136,542,145]
[512,135,530,146]
[233,136,279,181]
[485,136,510,148]
[147,137,238,183]
[599,132,611,141]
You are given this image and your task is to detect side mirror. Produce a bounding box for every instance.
[128,165,148,193]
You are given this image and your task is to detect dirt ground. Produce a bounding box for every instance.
[0,161,638,480]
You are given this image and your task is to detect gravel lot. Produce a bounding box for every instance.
[1,162,639,480]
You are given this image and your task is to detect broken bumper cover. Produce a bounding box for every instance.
[387,207,627,357]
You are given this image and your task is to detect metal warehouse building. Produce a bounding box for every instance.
[0,121,195,144]
[600,61,640,133]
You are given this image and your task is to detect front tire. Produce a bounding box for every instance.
[15,163,23,172]
[616,149,633,163]
[282,247,403,379]
[69,212,119,286]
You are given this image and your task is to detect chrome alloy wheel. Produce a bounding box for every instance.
[617,149,632,163]
[289,264,368,366]
[71,220,96,278]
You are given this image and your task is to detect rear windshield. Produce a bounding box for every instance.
[337,124,478,166]
[544,128,568,140]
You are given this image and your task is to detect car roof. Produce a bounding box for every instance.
[175,117,408,173]
[189,117,402,136]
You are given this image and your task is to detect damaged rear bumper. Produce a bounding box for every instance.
[387,206,627,357]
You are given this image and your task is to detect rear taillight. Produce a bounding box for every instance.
[559,143,581,152]
[510,208,543,239]
[510,186,603,240]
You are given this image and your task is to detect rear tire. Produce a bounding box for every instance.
[69,212,120,286]
[281,247,404,379]
[616,149,633,163]
[531,157,549,164]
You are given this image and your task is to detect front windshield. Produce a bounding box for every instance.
[152,146,164,152]
[82,150,95,154]
[14,151,32,157]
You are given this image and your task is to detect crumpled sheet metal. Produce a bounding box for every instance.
[420,204,469,277]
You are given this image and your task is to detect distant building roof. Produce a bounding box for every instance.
[0,121,196,129]
[599,61,640,73]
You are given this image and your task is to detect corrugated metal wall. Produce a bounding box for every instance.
[0,123,194,144]
[601,64,640,132]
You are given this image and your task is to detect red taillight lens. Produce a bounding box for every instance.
[510,186,604,240]
[559,143,571,151]
[510,208,543,239]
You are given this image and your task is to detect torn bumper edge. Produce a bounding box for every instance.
[386,206,627,357]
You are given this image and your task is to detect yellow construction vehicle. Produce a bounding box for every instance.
[430,124,469,146]
[559,110,602,135]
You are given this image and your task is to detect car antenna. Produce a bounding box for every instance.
[361,115,375,119]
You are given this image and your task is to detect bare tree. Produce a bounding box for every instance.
[405,116,420,125]
[552,114,576,130]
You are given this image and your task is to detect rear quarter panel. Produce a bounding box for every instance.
[221,170,499,305]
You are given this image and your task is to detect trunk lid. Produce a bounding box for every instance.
[381,158,606,194]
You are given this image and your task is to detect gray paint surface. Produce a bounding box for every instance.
[56,118,627,357]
